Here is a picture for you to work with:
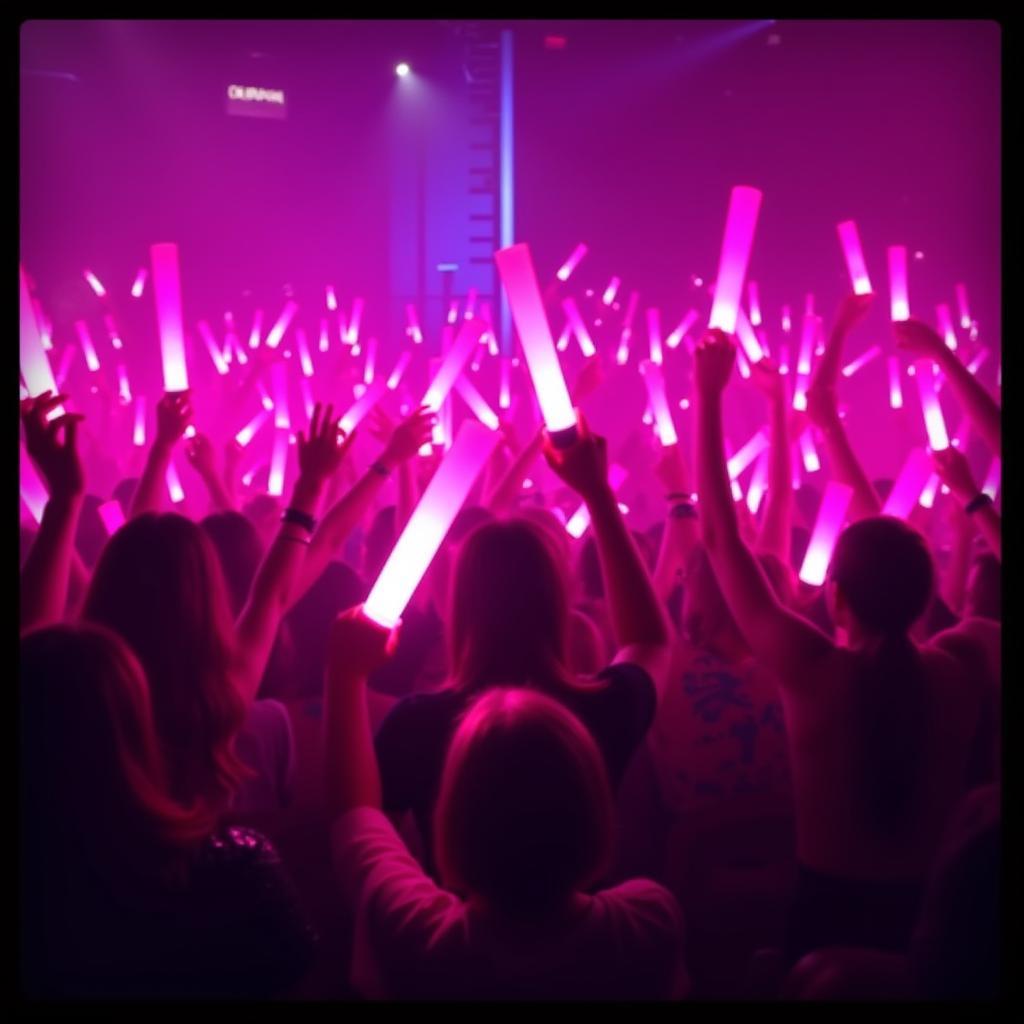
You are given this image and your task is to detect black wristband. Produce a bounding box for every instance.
[369,459,392,479]
[282,507,316,533]
[965,492,993,514]
[669,503,698,520]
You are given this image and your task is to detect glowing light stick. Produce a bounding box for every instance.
[464,288,478,321]
[386,350,413,391]
[254,380,274,412]
[748,281,763,326]
[102,314,123,351]
[888,356,904,409]
[131,267,148,298]
[566,465,629,539]
[359,337,376,385]
[746,449,769,514]
[455,376,500,430]
[798,481,854,585]
[797,314,818,375]
[405,304,424,344]
[247,309,264,350]
[602,277,621,306]
[556,323,571,352]
[562,298,596,357]
[445,300,460,326]
[955,283,971,329]
[165,460,185,504]
[731,478,744,502]
[235,409,270,447]
[54,346,76,389]
[665,309,699,350]
[799,429,821,473]
[836,220,872,295]
[936,304,957,350]
[97,499,126,536]
[916,369,949,450]
[20,446,48,523]
[556,243,587,282]
[499,357,512,409]
[340,378,387,434]
[344,297,364,344]
[241,463,264,488]
[727,429,769,480]
[882,448,935,518]
[641,401,653,426]
[735,345,752,379]
[263,301,298,350]
[150,244,189,391]
[197,320,229,375]
[966,349,990,375]
[20,266,61,406]
[421,320,486,412]
[318,318,330,354]
[294,327,314,378]
[326,286,338,312]
[495,243,577,437]
[75,321,101,372]
[269,363,290,429]
[841,344,881,378]
[781,305,792,333]
[83,269,106,297]
[32,301,53,352]
[887,245,909,321]
[708,185,763,335]
[363,421,501,628]
[639,360,678,446]
[735,307,764,364]
[981,456,1000,500]
[268,428,289,497]
[919,474,940,509]
[615,332,630,366]
[647,308,663,365]
[298,378,314,421]
[116,364,132,404]
[130,396,146,447]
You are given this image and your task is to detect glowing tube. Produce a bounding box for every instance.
[562,298,596,357]
[647,308,663,365]
[665,309,699,350]
[75,321,101,372]
[102,314,123,351]
[966,349,990,375]
[256,380,274,412]
[362,337,378,385]
[735,308,764,364]
[270,363,291,429]
[708,185,763,335]
[798,481,854,585]
[799,429,821,473]
[916,369,948,450]
[97,499,126,536]
[405,303,424,344]
[235,409,270,448]
[797,314,818,375]
[116,364,132,404]
[165,460,185,504]
[248,309,264,350]
[83,269,106,297]
[566,465,629,539]
[264,301,298,350]
[455,377,500,430]
[268,428,289,497]
[20,446,49,523]
[131,396,146,447]
[197,320,229,375]
[33,301,53,352]
[464,288,478,321]
[888,356,904,409]
[887,245,910,322]
[919,474,940,509]
[781,305,792,333]
[131,267,148,298]
[150,243,189,391]
[727,429,769,480]
[340,378,387,434]
[639,360,678,446]
[326,286,338,312]
[746,449,769,514]
[386,350,413,391]
[841,344,882,378]
[556,323,571,352]
[299,378,315,421]
[731,478,744,502]
[54,346,77,389]
[364,421,501,629]
[641,400,653,426]
[748,281,763,326]
[499,357,512,409]
[615,332,630,366]
[981,456,1000,500]
[241,464,264,488]
[955,283,971,329]
[344,297,364,344]
[836,220,873,295]
[20,266,61,404]
[882,448,935,518]
[446,300,460,326]
[421,319,486,411]
[495,243,577,434]
[936,304,957,351]
[295,327,314,378]
[735,345,752,380]
[556,243,587,282]
[602,277,621,306]
[318,318,330,354]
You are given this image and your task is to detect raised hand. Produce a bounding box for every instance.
[296,403,355,484]
[694,330,736,397]
[379,405,436,467]
[329,605,398,681]
[654,442,689,496]
[184,432,218,478]
[892,318,947,364]
[224,438,244,474]
[931,447,980,504]
[804,383,841,431]
[20,392,85,499]
[834,292,875,334]
[749,355,785,403]
[155,390,193,447]
[541,411,610,502]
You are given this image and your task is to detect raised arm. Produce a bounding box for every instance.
[813,292,875,392]
[651,442,700,603]
[695,332,834,684]
[130,391,191,519]
[931,446,1000,562]
[20,394,86,631]
[894,319,1000,455]
[940,498,973,617]
[543,416,671,692]
[184,432,236,512]
[749,357,793,563]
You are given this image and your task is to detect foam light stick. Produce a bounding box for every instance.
[298,378,314,422]
[881,448,935,518]
[602,277,621,306]
[916,368,949,450]
[455,376,500,430]
[264,301,298,350]
[54,346,76,389]
[405,303,424,344]
[326,286,338,312]
[647,308,663,365]
[464,288,478,321]
[150,243,189,391]
[735,308,764,364]
[981,456,1000,500]
[83,269,107,297]
[727,429,769,480]
[446,300,460,326]
[887,245,910,321]
[197,320,229,375]
[241,463,264,488]
[708,185,763,335]
[665,309,699,350]
[32,300,53,351]
[295,327,315,378]
[556,322,571,352]
[131,267,148,298]
[734,345,752,380]
[799,429,821,473]
[748,281,763,326]
[97,499,126,537]
[132,396,147,447]
[340,378,387,434]
[556,243,588,282]
[116,364,132,404]
[75,321,101,372]
[386,350,413,391]
[267,428,289,497]
[919,474,940,509]
[359,336,376,385]
[246,309,264,350]
[344,297,364,344]
[799,481,854,585]
[781,305,792,333]
[615,332,630,366]
[363,421,501,629]
[255,380,274,412]
[888,356,904,409]
[836,220,873,295]
[270,363,291,429]
[318,318,330,354]
[936,304,957,350]
[745,449,770,514]
[235,409,270,448]
[639,360,678,446]
[495,243,577,439]
[966,349,990,375]
[562,298,597,357]
[499,357,512,409]
[421,319,486,412]
[20,266,61,406]
[840,344,882,379]
[955,283,971,329]
[797,314,817,376]
[165,459,186,504]
[103,314,123,351]
[566,464,629,539]
[20,446,49,523]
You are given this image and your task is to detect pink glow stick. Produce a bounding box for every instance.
[97,499,126,536]
[566,465,629,539]
[116,363,132,404]
[641,400,654,426]
[19,266,61,407]
[386,350,413,391]
[735,345,752,379]
[248,309,264,349]
[781,305,792,334]
[268,428,289,497]
[495,243,577,434]
[639,360,678,446]
[745,449,770,514]
[797,314,818,375]
[665,309,699,350]
[165,459,185,504]
[299,377,315,422]
[197,320,229,375]
[75,321,101,372]
[326,286,338,312]
[805,293,815,316]
[936,304,957,351]
[54,346,77,389]
[647,308,663,365]
[562,298,596,357]
[748,281,763,326]
[318,318,330,354]
[555,322,571,352]
[83,269,107,297]
[455,376,500,430]
[966,349,990,375]
[446,300,460,326]
[405,303,424,344]
[836,220,873,295]
[32,300,53,351]
[464,288,478,321]
[364,421,501,628]
[981,456,1000,500]
[255,380,274,412]
[919,474,940,509]
[131,267,148,298]
[20,446,49,523]
[777,343,790,376]
[735,307,764,364]
[602,277,621,306]
[339,378,387,434]
[727,429,769,480]
[841,344,882,378]
[955,283,971,329]
[133,396,146,447]
[882,448,935,518]
[103,314,123,351]
[499,357,512,410]
[271,363,290,429]
[799,429,821,473]
[421,319,486,410]
[150,244,189,391]
[887,245,910,322]
[344,298,364,344]
[265,301,298,349]
[708,185,763,335]
[916,368,949,450]
[731,477,745,502]
[241,463,264,488]
[615,332,630,366]
[235,409,270,448]
[888,356,904,409]
[621,290,640,331]
[362,337,377,385]
[799,481,854,585]
[295,327,314,378]
[556,243,588,282]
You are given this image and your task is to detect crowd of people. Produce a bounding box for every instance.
[20,298,1001,1001]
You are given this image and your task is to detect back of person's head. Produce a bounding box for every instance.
[518,506,572,570]
[363,505,397,581]
[448,504,495,545]
[966,552,1000,621]
[83,513,247,810]
[434,688,614,918]
[201,511,265,615]
[450,519,570,693]
[577,536,604,601]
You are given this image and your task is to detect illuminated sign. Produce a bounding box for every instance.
[226,83,286,119]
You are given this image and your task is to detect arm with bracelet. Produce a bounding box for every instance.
[932,447,1000,562]
[652,442,700,604]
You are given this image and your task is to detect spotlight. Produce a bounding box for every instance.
[395,62,410,78]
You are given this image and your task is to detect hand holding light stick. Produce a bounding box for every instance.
[798,480,854,585]
[708,185,763,335]
[150,243,189,391]
[565,465,629,539]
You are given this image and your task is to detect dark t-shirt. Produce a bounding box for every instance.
[374,663,657,875]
